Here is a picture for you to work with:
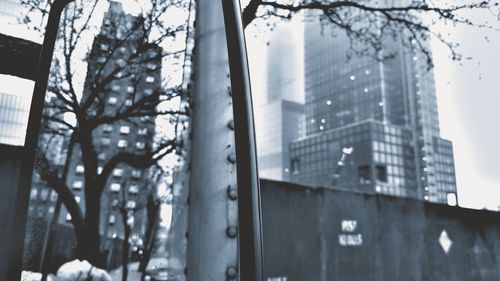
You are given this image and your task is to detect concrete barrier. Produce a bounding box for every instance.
[261,179,500,281]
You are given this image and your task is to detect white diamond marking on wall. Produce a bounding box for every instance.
[439,230,452,254]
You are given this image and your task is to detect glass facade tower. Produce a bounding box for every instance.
[255,24,305,182]
[291,18,457,204]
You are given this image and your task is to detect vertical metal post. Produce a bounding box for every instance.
[7,1,73,280]
[186,0,263,280]
[221,1,263,280]
[186,1,238,279]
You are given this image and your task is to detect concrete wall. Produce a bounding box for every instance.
[261,179,500,281]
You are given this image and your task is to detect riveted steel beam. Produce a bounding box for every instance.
[186,1,263,280]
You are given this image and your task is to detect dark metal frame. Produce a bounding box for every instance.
[221,1,264,280]
[7,1,73,280]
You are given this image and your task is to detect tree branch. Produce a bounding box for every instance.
[95,140,176,195]
[34,148,86,236]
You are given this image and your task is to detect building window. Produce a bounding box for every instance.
[75,196,81,203]
[100,44,108,51]
[376,165,388,183]
[108,97,117,105]
[127,216,135,227]
[66,213,72,221]
[111,84,120,91]
[76,165,84,173]
[98,153,107,161]
[146,76,155,83]
[136,141,145,150]
[131,170,141,179]
[291,159,300,174]
[358,165,371,184]
[126,200,137,209]
[137,128,147,135]
[144,88,153,95]
[120,126,130,134]
[113,168,123,177]
[40,189,49,201]
[50,190,58,202]
[109,215,116,225]
[102,124,113,133]
[30,188,38,200]
[129,185,139,194]
[127,86,134,93]
[98,166,103,174]
[110,183,121,192]
[125,99,133,106]
[447,193,457,206]
[73,181,83,190]
[118,139,128,148]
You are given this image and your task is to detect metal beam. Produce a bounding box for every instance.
[186,0,263,280]
[221,1,263,280]
[0,34,41,80]
[185,0,239,279]
[7,1,73,280]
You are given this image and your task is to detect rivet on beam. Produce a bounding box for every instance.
[226,266,238,280]
[226,226,238,238]
[227,185,237,200]
[227,153,236,164]
[227,120,234,130]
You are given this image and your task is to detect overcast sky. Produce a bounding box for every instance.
[246,8,500,210]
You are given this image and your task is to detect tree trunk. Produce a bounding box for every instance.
[83,188,104,266]
[138,197,159,280]
[122,220,130,281]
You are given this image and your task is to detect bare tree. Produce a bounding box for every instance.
[24,0,189,266]
[242,0,499,66]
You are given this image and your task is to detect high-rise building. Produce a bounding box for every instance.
[255,24,305,181]
[290,18,457,204]
[255,100,304,181]
[265,24,303,104]
[58,1,161,246]
[0,85,32,146]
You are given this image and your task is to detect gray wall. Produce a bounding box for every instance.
[261,179,500,281]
